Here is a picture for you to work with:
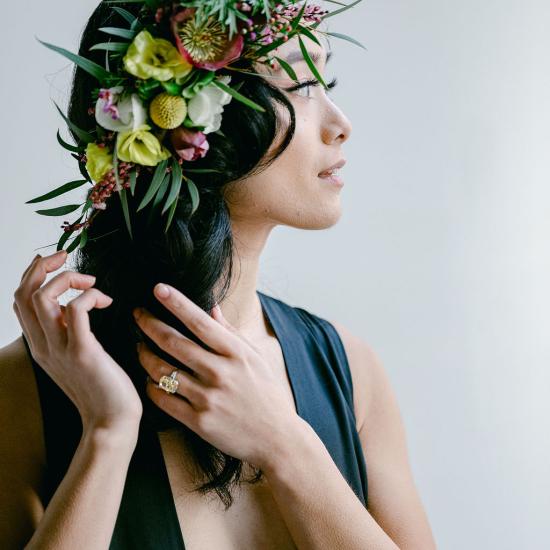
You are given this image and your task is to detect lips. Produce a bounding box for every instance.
[318,158,346,177]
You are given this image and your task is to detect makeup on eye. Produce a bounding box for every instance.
[284,76,338,97]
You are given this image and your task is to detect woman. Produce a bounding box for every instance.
[1,1,436,548]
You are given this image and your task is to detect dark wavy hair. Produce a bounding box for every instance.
[67,1,296,509]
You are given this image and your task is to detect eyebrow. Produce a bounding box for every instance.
[280,49,332,67]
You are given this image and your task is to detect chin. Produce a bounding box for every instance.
[283,201,343,230]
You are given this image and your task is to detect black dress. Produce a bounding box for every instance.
[22,290,369,549]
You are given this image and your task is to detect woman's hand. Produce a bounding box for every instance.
[13,250,143,435]
[134,283,306,469]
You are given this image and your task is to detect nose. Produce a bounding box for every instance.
[321,99,352,145]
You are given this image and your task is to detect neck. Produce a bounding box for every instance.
[214,217,276,339]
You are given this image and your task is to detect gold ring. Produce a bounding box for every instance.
[158,370,179,394]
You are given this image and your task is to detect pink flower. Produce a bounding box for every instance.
[170,127,210,161]
[170,8,244,70]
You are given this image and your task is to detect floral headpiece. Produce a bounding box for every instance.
[27,0,364,253]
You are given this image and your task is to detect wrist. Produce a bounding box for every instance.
[82,418,141,453]
[259,416,318,477]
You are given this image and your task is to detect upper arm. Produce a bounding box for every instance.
[0,336,46,549]
[330,321,437,550]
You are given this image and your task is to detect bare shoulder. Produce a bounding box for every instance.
[329,320,437,549]
[0,336,46,547]
[329,319,379,432]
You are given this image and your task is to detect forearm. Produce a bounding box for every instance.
[262,419,399,550]
[24,426,138,550]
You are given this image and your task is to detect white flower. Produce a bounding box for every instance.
[95,86,147,132]
[187,76,233,134]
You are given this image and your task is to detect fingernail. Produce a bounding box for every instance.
[133,308,143,320]
[155,283,170,298]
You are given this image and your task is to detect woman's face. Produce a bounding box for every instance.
[224,35,352,230]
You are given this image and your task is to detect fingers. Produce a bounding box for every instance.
[151,283,240,356]
[33,270,99,350]
[65,288,113,348]
[14,250,67,351]
[138,343,208,409]
[20,253,41,284]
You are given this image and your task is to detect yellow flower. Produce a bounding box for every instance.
[123,30,192,83]
[85,142,113,182]
[149,93,187,129]
[116,124,171,166]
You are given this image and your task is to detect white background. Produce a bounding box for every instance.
[1,1,549,548]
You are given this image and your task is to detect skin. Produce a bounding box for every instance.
[1,34,436,549]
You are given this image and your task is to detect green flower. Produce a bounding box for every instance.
[116,124,171,166]
[123,30,193,83]
[85,142,113,182]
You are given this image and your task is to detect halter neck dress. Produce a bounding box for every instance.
[22,290,369,549]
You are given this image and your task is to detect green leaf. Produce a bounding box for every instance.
[182,168,222,174]
[98,27,137,40]
[56,130,85,153]
[89,42,130,53]
[164,195,179,233]
[66,233,82,253]
[36,37,113,83]
[26,180,88,204]
[79,161,93,184]
[118,187,133,239]
[137,159,169,211]
[324,31,367,50]
[162,160,182,215]
[144,0,161,9]
[298,36,327,89]
[104,0,145,3]
[152,172,171,209]
[78,228,89,249]
[53,101,95,144]
[274,56,298,83]
[324,0,364,19]
[186,178,200,215]
[297,24,321,46]
[211,79,265,112]
[129,169,137,196]
[111,6,138,25]
[57,229,72,251]
[35,204,82,216]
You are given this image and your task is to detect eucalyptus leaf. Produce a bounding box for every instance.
[36,37,114,83]
[137,159,169,211]
[152,172,171,208]
[274,56,298,83]
[297,24,321,46]
[186,178,200,215]
[118,186,133,239]
[129,169,137,196]
[35,204,82,216]
[98,27,137,40]
[111,6,137,25]
[56,130,85,153]
[26,180,88,204]
[211,80,265,112]
[162,160,182,215]
[53,101,95,144]
[66,233,82,253]
[324,31,367,50]
[57,229,72,251]
[164,195,178,233]
[298,36,327,88]
[78,228,89,249]
[324,0,364,19]
[89,42,129,53]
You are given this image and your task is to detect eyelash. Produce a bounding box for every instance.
[285,76,339,96]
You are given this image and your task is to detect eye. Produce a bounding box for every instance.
[284,77,339,98]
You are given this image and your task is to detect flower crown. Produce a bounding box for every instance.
[27,0,364,253]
